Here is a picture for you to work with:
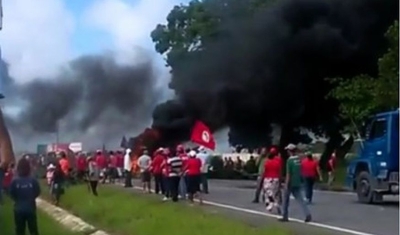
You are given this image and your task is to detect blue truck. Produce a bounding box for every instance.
[346,109,399,203]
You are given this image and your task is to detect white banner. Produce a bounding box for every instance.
[69,142,82,153]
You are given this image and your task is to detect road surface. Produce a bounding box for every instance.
[126,179,398,235]
[204,179,398,235]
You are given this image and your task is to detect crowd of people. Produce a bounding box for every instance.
[125,145,211,204]
[40,144,212,205]
[0,142,339,235]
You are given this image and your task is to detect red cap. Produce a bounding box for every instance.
[269,147,278,154]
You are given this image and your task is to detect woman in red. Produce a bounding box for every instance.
[2,163,14,193]
[301,152,322,204]
[262,152,281,212]
[184,150,203,205]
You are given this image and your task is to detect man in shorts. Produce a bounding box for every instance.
[137,150,152,193]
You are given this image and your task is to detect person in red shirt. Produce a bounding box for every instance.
[76,153,87,181]
[2,163,14,193]
[58,152,70,178]
[108,151,118,183]
[151,148,165,195]
[301,152,322,204]
[327,152,337,186]
[95,151,107,183]
[262,151,282,212]
[184,150,203,204]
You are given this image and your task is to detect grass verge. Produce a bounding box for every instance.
[41,184,293,235]
[1,197,84,235]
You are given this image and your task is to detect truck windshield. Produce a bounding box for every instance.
[368,118,387,139]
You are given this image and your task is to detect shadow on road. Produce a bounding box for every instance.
[378,201,399,208]
[350,200,399,208]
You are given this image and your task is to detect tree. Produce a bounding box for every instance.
[150,0,277,69]
[374,20,399,109]
[328,20,399,133]
[150,1,220,69]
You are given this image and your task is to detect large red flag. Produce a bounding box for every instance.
[190,121,216,150]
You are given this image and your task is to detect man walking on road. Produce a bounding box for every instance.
[137,150,152,193]
[252,147,268,203]
[279,144,311,223]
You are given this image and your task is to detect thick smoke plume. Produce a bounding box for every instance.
[151,0,399,148]
[2,52,160,150]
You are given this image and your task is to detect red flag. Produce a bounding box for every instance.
[190,121,215,150]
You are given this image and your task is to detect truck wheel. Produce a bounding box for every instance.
[356,171,373,204]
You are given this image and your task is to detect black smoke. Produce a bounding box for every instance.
[151,0,399,147]
[2,52,160,149]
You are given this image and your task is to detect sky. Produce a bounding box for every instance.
[0,0,187,83]
[0,0,199,151]
[0,0,326,152]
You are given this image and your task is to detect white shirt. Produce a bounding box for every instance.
[123,150,131,171]
[137,154,151,172]
[197,152,210,173]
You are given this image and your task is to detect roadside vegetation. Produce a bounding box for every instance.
[1,197,84,235]
[40,184,293,235]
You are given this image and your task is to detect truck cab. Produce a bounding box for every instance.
[346,110,399,203]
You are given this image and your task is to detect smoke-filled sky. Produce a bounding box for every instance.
[0,0,397,152]
[0,0,185,151]
[151,0,398,148]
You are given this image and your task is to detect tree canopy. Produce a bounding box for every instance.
[328,21,399,133]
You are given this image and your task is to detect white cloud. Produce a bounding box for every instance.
[84,0,179,52]
[84,0,177,98]
[0,0,75,83]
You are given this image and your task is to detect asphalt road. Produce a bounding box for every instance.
[127,179,398,235]
[203,179,399,235]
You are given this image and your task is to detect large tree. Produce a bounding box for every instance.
[328,20,399,135]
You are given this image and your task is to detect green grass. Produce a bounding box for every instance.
[41,184,293,235]
[1,197,83,235]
